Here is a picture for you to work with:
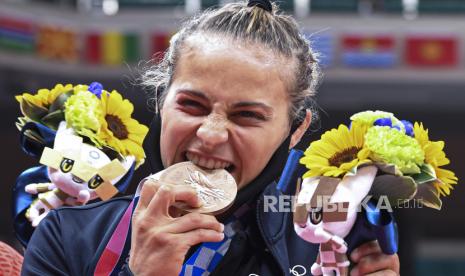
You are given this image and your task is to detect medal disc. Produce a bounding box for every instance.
[159,161,237,215]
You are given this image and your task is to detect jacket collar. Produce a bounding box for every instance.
[254,163,309,275]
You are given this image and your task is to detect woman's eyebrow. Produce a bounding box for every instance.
[177,89,209,100]
[233,102,274,114]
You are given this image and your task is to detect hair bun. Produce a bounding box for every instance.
[247,0,272,12]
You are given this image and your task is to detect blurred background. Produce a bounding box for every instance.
[1,0,464,275]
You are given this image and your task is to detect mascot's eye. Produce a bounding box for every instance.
[72,175,84,183]
[310,208,323,224]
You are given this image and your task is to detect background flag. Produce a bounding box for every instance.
[305,32,334,68]
[86,32,140,65]
[36,25,78,62]
[341,34,396,68]
[0,16,35,53]
[405,35,458,67]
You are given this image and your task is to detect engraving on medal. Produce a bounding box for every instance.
[159,161,237,215]
[185,168,227,208]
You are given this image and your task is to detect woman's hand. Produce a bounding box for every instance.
[129,179,225,276]
[350,240,400,276]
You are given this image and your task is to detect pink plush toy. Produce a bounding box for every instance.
[294,166,378,276]
[24,122,134,227]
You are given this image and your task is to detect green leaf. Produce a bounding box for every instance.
[20,99,48,121]
[18,116,29,125]
[15,117,28,131]
[41,110,65,130]
[369,175,417,207]
[23,129,45,144]
[49,90,74,113]
[348,165,358,176]
[412,164,437,184]
[414,181,442,210]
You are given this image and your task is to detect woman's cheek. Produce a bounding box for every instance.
[233,129,269,186]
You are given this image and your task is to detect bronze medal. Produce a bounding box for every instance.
[159,161,237,215]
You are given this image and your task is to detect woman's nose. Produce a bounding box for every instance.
[196,113,229,149]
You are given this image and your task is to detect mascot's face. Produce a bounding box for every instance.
[48,143,111,198]
[159,34,296,189]
[294,166,377,243]
[45,121,133,199]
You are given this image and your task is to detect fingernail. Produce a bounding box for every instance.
[219,223,224,232]
[218,232,225,240]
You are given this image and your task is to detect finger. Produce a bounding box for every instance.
[166,212,224,234]
[147,184,201,217]
[350,253,399,276]
[138,178,162,209]
[181,228,225,246]
[350,240,381,262]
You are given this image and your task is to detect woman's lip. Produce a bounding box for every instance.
[185,150,233,165]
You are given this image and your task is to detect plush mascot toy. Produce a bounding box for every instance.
[13,83,148,246]
[277,111,458,276]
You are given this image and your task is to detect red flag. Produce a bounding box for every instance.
[86,33,101,64]
[406,35,457,67]
[151,32,171,61]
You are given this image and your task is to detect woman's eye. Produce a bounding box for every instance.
[180,99,202,107]
[232,111,266,121]
[178,99,208,115]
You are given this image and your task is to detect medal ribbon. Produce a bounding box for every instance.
[94,198,136,276]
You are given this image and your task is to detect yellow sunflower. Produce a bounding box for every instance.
[300,122,371,178]
[98,90,148,165]
[15,84,75,109]
[413,122,458,196]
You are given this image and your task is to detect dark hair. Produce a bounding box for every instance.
[141,1,321,128]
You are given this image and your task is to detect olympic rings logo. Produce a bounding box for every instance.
[290,265,307,276]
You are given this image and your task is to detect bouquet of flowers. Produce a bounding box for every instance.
[15,82,148,166]
[293,110,457,276]
[300,110,457,209]
[13,82,148,245]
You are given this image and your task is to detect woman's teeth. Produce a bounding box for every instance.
[186,152,231,170]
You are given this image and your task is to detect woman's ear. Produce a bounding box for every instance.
[290,109,312,149]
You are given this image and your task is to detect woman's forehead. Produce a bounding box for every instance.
[170,34,293,103]
[171,63,288,110]
[182,33,293,72]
